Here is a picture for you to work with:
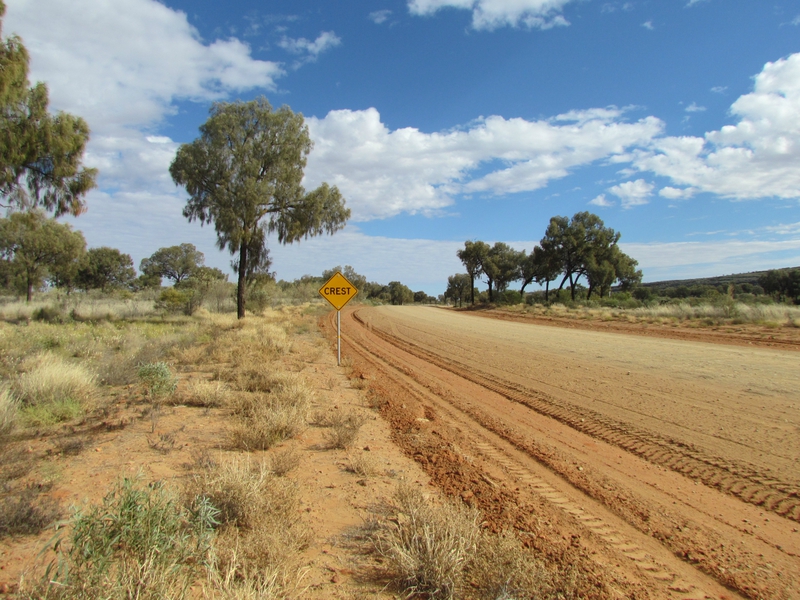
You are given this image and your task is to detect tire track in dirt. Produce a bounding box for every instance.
[353,310,800,524]
[333,309,747,600]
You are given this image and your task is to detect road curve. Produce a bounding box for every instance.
[330,305,800,600]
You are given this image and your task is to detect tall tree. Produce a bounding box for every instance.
[482,242,524,301]
[0,2,97,216]
[541,212,625,300]
[140,243,205,285]
[445,273,471,307]
[387,281,414,305]
[0,210,85,300]
[457,240,489,305]
[77,247,135,292]
[322,265,367,294]
[170,98,350,318]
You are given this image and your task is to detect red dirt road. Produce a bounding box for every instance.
[331,305,800,600]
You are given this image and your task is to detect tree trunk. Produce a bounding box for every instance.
[545,280,550,302]
[26,278,33,302]
[469,274,475,305]
[237,239,248,319]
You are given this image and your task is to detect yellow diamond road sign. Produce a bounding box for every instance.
[319,272,358,311]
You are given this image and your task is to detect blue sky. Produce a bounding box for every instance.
[4,0,800,295]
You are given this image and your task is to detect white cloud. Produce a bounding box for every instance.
[4,0,282,134]
[622,239,800,270]
[685,102,706,112]
[642,20,654,30]
[607,179,654,208]
[792,15,800,26]
[304,107,663,220]
[589,194,614,207]
[631,53,800,200]
[711,86,728,94]
[278,31,342,64]
[369,10,393,24]
[658,186,697,200]
[407,0,574,30]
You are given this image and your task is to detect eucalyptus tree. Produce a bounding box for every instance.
[76,247,136,292]
[0,210,85,300]
[140,243,205,285]
[482,242,525,302]
[445,273,471,307]
[457,240,489,305]
[170,98,350,318]
[0,1,96,216]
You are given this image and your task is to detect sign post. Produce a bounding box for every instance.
[318,271,358,365]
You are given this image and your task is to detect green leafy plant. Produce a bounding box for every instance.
[137,362,178,401]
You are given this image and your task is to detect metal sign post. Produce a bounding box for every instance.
[318,271,358,366]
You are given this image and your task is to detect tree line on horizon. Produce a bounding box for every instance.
[446,211,642,307]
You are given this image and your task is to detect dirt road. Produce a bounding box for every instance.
[332,305,800,600]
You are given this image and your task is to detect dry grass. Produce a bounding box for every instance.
[229,375,312,451]
[180,379,230,408]
[0,386,18,438]
[323,410,367,450]
[373,484,480,599]
[346,451,380,477]
[185,457,310,595]
[12,353,95,426]
[269,446,301,476]
[0,483,62,538]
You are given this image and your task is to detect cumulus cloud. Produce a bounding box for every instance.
[589,194,614,207]
[369,10,393,24]
[4,0,282,133]
[631,53,800,200]
[685,102,706,112]
[278,31,342,65]
[711,86,728,94]
[407,0,574,30]
[607,179,654,208]
[659,186,697,200]
[304,107,662,220]
[642,20,654,30]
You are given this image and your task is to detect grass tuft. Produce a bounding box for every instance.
[323,410,367,450]
[229,375,312,451]
[373,484,480,599]
[0,386,18,438]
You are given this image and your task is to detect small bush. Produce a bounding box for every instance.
[21,478,216,599]
[32,306,66,323]
[346,451,379,477]
[137,362,178,401]
[269,446,300,476]
[323,410,367,450]
[0,483,62,538]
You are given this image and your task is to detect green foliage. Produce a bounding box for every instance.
[322,265,367,294]
[34,478,216,599]
[137,362,177,401]
[388,281,414,305]
[139,243,205,285]
[77,247,136,292]
[0,210,86,300]
[759,268,800,303]
[457,240,490,305]
[445,273,471,307]
[170,97,350,319]
[0,2,97,216]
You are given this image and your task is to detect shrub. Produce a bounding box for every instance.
[0,483,62,538]
[21,478,217,600]
[137,362,178,401]
[180,379,229,408]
